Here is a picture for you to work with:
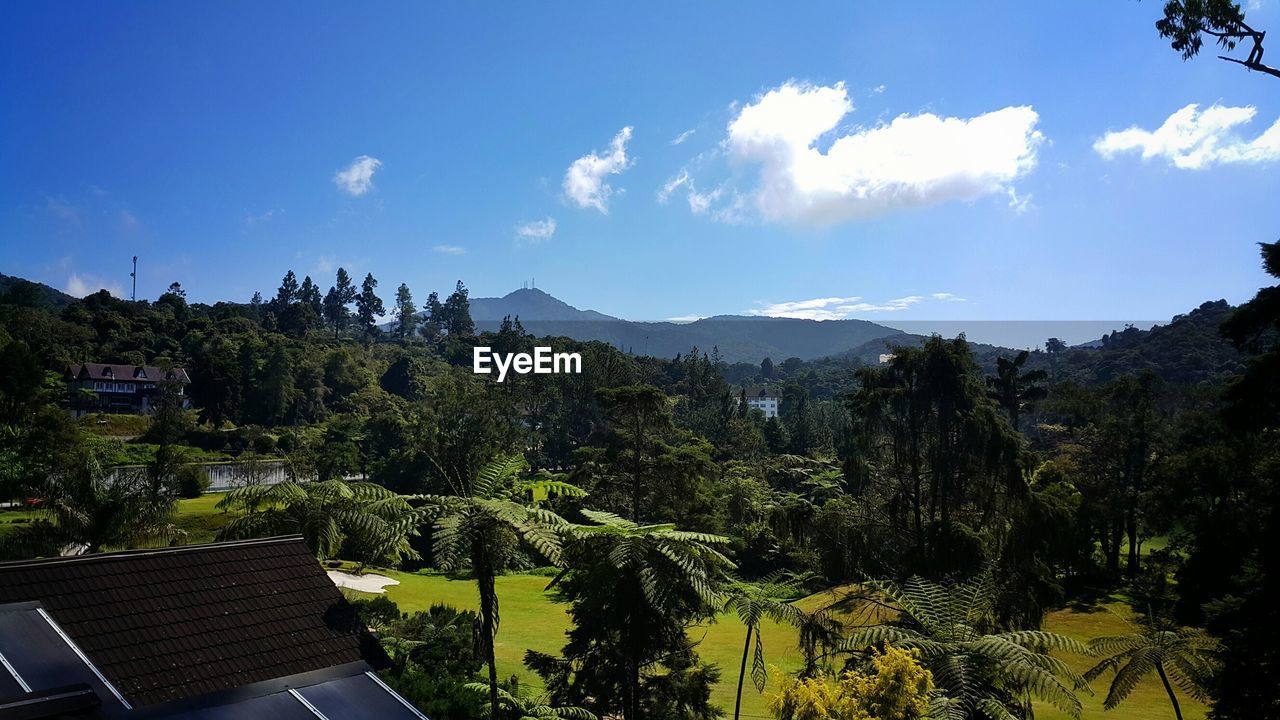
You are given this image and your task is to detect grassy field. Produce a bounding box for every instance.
[5,495,1208,718]
[1,492,233,545]
[371,570,1207,719]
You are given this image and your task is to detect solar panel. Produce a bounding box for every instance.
[149,690,320,720]
[295,673,427,719]
[0,604,129,712]
[0,650,26,698]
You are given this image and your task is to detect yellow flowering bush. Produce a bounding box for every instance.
[767,646,933,720]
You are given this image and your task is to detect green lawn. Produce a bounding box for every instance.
[71,498,1211,718]
[0,505,40,538]
[173,492,236,544]
[1034,602,1207,720]
[378,569,805,717]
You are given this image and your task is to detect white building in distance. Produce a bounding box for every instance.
[731,386,782,418]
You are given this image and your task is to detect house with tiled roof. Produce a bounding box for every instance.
[64,363,191,417]
[0,536,427,719]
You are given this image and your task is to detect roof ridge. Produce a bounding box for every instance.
[0,535,306,570]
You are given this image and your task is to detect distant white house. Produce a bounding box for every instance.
[878,353,895,364]
[731,386,781,418]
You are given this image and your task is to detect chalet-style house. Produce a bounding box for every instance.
[0,536,427,720]
[65,363,191,417]
[731,386,781,418]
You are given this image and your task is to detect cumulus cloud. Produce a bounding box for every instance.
[563,127,633,213]
[432,245,467,255]
[67,273,124,298]
[1094,104,1280,169]
[333,155,382,196]
[747,293,962,320]
[695,81,1041,225]
[514,217,557,244]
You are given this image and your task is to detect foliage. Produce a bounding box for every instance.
[1085,615,1218,718]
[215,479,429,564]
[420,454,583,718]
[529,511,734,720]
[463,683,595,719]
[767,646,933,720]
[843,574,1090,719]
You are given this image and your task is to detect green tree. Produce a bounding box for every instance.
[987,350,1047,432]
[421,455,583,719]
[356,272,385,337]
[1156,0,1277,78]
[844,574,1090,719]
[394,283,418,339]
[216,478,427,565]
[463,684,596,719]
[530,510,733,720]
[725,576,806,720]
[443,280,475,337]
[299,275,323,317]
[274,270,299,308]
[5,450,182,556]
[323,267,357,337]
[1085,617,1218,720]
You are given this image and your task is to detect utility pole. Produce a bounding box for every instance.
[130,256,137,301]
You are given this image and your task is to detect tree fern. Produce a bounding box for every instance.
[843,574,1090,718]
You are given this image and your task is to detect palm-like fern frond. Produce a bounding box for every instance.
[844,573,1088,719]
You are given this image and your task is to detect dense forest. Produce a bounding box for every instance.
[1,240,1276,720]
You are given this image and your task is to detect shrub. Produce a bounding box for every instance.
[174,464,210,498]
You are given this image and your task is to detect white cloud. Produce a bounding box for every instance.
[708,81,1041,225]
[514,217,557,244]
[432,244,467,255]
[119,209,139,231]
[747,293,957,320]
[670,128,696,145]
[333,155,382,196]
[563,127,633,213]
[44,195,80,225]
[666,315,707,323]
[67,273,124,298]
[245,209,278,226]
[658,170,746,223]
[1094,103,1280,169]
[871,84,886,94]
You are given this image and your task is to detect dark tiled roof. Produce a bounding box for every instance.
[67,363,191,384]
[0,537,369,708]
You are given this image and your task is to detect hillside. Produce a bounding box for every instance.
[471,288,907,363]
[0,273,77,309]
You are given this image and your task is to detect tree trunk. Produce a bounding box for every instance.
[734,625,753,720]
[1155,661,1184,720]
[477,558,501,719]
[1126,510,1140,578]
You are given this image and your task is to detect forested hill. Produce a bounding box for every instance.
[0,274,78,309]
[470,288,907,363]
[1037,299,1246,385]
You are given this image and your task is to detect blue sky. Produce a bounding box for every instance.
[2,1,1279,326]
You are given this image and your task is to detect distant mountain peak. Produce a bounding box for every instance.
[470,288,617,322]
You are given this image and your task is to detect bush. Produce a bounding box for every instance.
[252,433,278,454]
[174,464,210,498]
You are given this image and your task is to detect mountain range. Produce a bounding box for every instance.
[470,288,1164,364]
[0,273,1165,365]
[472,288,915,364]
